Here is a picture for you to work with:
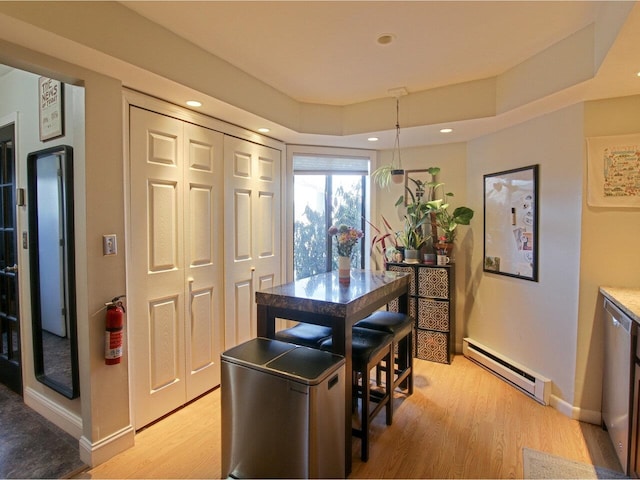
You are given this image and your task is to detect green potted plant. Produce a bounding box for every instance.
[421,167,474,254]
[371,163,405,189]
[397,192,432,263]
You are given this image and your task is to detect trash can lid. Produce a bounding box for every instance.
[221,337,295,366]
[266,346,345,385]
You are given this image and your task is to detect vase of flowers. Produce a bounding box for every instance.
[328,224,363,285]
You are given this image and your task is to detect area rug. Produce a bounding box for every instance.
[523,447,628,479]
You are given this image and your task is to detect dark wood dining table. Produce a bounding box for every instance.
[256,269,410,475]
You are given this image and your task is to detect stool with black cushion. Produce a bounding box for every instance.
[355,310,414,395]
[274,323,333,348]
[320,327,393,462]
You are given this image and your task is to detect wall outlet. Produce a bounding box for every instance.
[103,234,117,256]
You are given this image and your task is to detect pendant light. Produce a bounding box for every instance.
[390,93,405,184]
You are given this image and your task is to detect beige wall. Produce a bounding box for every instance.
[575,94,640,413]
[466,104,586,414]
[0,39,132,464]
[375,142,469,350]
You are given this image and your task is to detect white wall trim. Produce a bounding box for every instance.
[550,393,601,425]
[79,425,135,467]
[23,386,82,438]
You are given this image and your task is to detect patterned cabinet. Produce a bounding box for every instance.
[387,263,455,364]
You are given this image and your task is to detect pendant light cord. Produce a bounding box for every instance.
[391,97,402,170]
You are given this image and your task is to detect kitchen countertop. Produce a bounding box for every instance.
[600,286,640,323]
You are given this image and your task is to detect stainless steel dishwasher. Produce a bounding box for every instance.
[602,297,636,474]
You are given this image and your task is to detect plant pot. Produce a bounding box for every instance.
[434,242,454,258]
[404,249,421,264]
[391,169,405,184]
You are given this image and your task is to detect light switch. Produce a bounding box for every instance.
[103,234,117,256]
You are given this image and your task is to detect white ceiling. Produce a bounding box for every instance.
[2,2,638,149]
[117,0,640,149]
[123,1,602,106]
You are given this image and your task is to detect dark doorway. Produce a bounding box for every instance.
[0,122,21,395]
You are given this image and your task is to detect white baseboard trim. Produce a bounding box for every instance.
[550,394,602,425]
[79,425,135,467]
[23,386,82,439]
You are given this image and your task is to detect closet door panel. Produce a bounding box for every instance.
[130,107,186,429]
[183,123,224,400]
[130,109,224,428]
[224,136,281,350]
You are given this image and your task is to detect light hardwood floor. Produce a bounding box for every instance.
[75,355,621,479]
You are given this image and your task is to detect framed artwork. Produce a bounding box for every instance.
[586,133,640,207]
[404,169,432,205]
[38,77,64,142]
[483,165,539,281]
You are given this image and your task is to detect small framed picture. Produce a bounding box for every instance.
[38,77,64,142]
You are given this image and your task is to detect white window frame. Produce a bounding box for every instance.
[285,145,378,283]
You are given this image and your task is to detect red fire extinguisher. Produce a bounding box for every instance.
[105,296,125,365]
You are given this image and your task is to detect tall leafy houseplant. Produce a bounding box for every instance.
[421,166,474,247]
[395,177,432,261]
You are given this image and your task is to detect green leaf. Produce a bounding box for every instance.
[452,206,474,225]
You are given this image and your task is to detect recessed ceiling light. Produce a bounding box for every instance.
[636,71,640,77]
[440,128,453,134]
[258,128,270,133]
[368,137,379,142]
[377,34,395,45]
[186,100,202,107]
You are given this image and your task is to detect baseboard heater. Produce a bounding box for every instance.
[462,338,550,405]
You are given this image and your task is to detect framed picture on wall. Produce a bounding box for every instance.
[38,77,64,142]
[483,164,539,281]
[586,133,640,207]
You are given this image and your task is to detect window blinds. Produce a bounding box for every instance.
[293,154,369,175]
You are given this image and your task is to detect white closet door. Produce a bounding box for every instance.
[183,122,224,400]
[224,136,281,349]
[129,107,223,429]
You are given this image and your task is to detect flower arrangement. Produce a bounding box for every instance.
[328,224,363,257]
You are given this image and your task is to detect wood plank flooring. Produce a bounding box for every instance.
[75,355,621,479]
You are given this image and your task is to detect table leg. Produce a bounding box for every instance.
[256,304,275,338]
[331,320,352,475]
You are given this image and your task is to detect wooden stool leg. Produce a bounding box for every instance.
[407,330,414,395]
[385,346,393,426]
[361,369,370,462]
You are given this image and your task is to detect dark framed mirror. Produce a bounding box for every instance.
[27,145,79,399]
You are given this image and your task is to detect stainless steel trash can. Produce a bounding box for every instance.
[221,337,346,479]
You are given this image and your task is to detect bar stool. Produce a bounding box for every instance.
[320,326,393,462]
[355,310,414,395]
[274,323,333,348]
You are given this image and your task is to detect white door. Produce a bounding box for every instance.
[224,136,281,349]
[129,107,224,429]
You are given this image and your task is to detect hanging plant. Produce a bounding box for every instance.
[371,164,404,189]
[371,95,405,188]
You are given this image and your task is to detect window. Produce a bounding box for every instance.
[292,152,371,280]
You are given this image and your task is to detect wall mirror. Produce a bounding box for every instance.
[27,145,79,399]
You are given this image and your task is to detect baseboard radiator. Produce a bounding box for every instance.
[462,338,550,405]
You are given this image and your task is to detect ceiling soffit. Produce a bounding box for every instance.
[0,2,635,147]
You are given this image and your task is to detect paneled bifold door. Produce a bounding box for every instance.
[129,107,224,429]
[223,136,281,350]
